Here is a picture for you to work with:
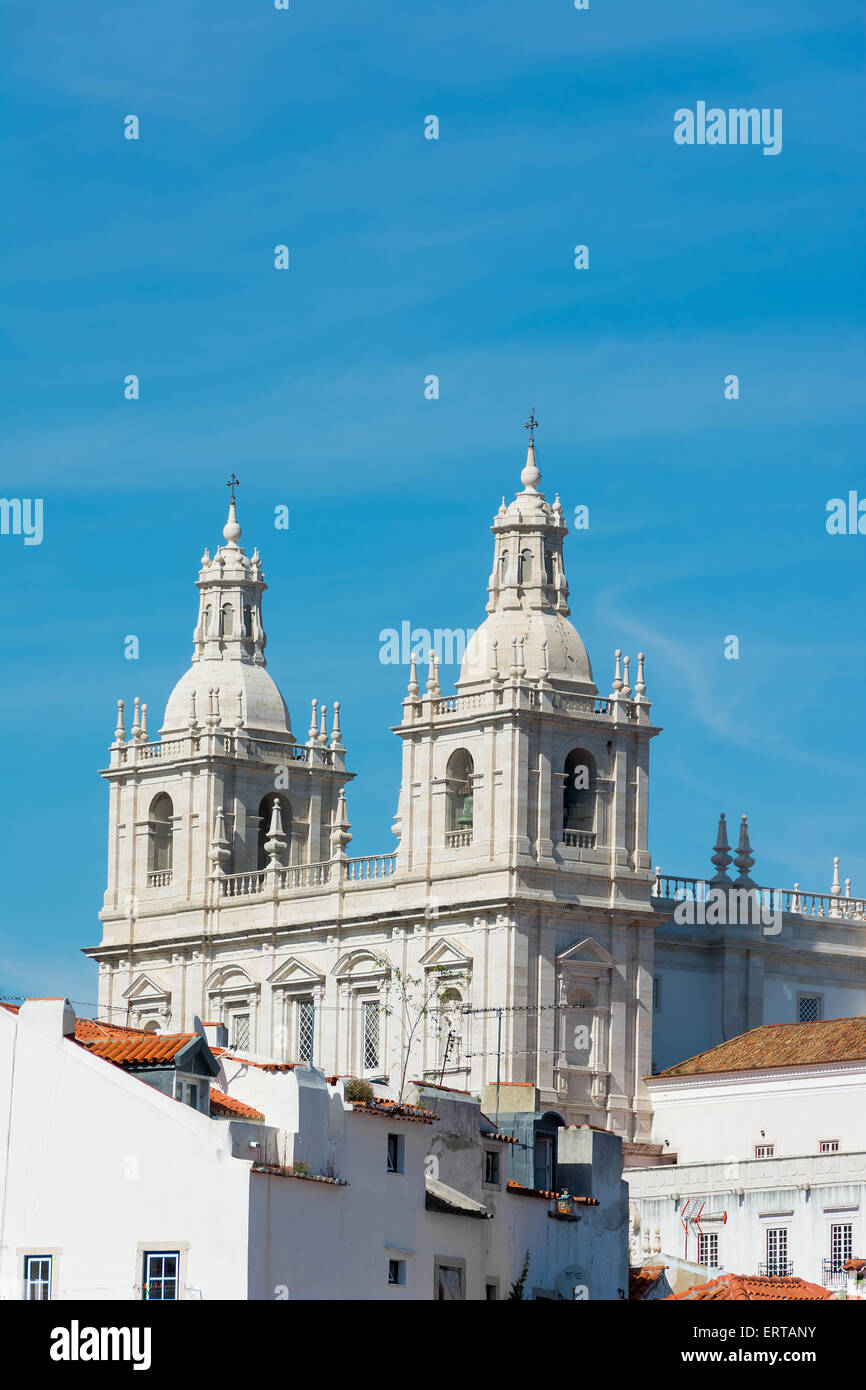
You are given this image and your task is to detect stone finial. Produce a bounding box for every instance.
[407,653,420,698]
[140,703,148,740]
[791,883,802,914]
[330,701,343,749]
[263,799,287,868]
[236,690,244,728]
[516,634,526,677]
[308,698,318,743]
[552,494,563,526]
[489,637,500,680]
[621,656,631,698]
[330,787,353,859]
[540,639,550,680]
[612,649,623,694]
[709,812,733,885]
[634,652,647,698]
[845,876,852,899]
[114,699,126,743]
[319,704,328,745]
[132,697,142,740]
[212,687,221,725]
[733,814,756,888]
[831,856,841,898]
[208,806,231,873]
[188,691,199,731]
[426,652,441,697]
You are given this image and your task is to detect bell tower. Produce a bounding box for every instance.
[92,484,354,1030]
[391,424,660,906]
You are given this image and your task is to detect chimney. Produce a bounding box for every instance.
[198,1020,228,1048]
[22,997,76,1038]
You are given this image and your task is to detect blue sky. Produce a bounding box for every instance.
[1,0,864,1006]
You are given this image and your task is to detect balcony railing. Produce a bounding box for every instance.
[563,830,596,849]
[147,870,172,887]
[822,1261,847,1288]
[445,831,473,849]
[346,853,397,881]
[652,873,866,923]
[758,1262,793,1278]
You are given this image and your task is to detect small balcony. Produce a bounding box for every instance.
[758,1262,793,1278]
[562,830,596,849]
[445,831,473,849]
[147,870,172,888]
[822,1260,847,1288]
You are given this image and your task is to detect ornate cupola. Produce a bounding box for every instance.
[160,477,292,742]
[458,413,595,694]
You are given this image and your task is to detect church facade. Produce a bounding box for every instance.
[86,437,662,1143]
[84,430,866,1145]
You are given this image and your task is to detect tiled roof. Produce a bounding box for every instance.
[410,1079,472,1095]
[654,1016,866,1078]
[79,1033,197,1065]
[667,1274,832,1301]
[348,1098,438,1124]
[482,1132,519,1144]
[506,1180,598,1205]
[222,1053,298,1072]
[629,1265,668,1300]
[209,1089,265,1121]
[74,1018,147,1041]
[843,1258,866,1272]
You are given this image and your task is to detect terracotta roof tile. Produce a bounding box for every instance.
[78,1033,197,1065]
[655,1016,866,1078]
[221,1053,298,1072]
[349,1098,438,1124]
[74,1018,148,1041]
[409,1079,472,1095]
[629,1265,668,1300]
[209,1089,265,1121]
[506,1180,598,1205]
[667,1273,831,1301]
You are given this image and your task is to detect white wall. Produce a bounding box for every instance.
[0,1002,252,1300]
[647,1065,866,1165]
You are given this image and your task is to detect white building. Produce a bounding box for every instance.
[626,1017,866,1293]
[0,997,627,1300]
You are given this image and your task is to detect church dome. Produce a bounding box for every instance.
[458,608,595,691]
[160,658,292,739]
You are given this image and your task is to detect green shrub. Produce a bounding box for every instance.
[344,1077,375,1104]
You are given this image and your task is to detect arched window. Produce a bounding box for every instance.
[499,550,508,585]
[257,793,292,870]
[518,548,533,584]
[203,604,212,635]
[446,749,474,835]
[221,603,234,637]
[544,549,555,585]
[563,749,596,835]
[147,793,173,876]
[243,603,253,637]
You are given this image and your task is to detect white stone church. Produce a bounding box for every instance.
[84,432,866,1153]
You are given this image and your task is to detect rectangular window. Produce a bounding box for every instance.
[388,1259,405,1286]
[24,1255,52,1301]
[230,1013,250,1051]
[652,976,661,1013]
[484,1150,501,1186]
[176,1079,200,1109]
[436,1263,464,1300]
[766,1228,788,1276]
[754,1144,774,1159]
[297,998,314,1064]
[387,1133,404,1174]
[831,1224,853,1272]
[485,1281,499,1301]
[698,1233,719,1269]
[819,1140,840,1154]
[142,1251,179,1301]
[798,994,823,1023]
[362,1000,380,1072]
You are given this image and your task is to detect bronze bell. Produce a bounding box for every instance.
[456,786,474,828]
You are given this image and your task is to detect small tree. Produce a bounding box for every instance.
[344,1077,374,1104]
[372,954,466,1103]
[508,1250,531,1300]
